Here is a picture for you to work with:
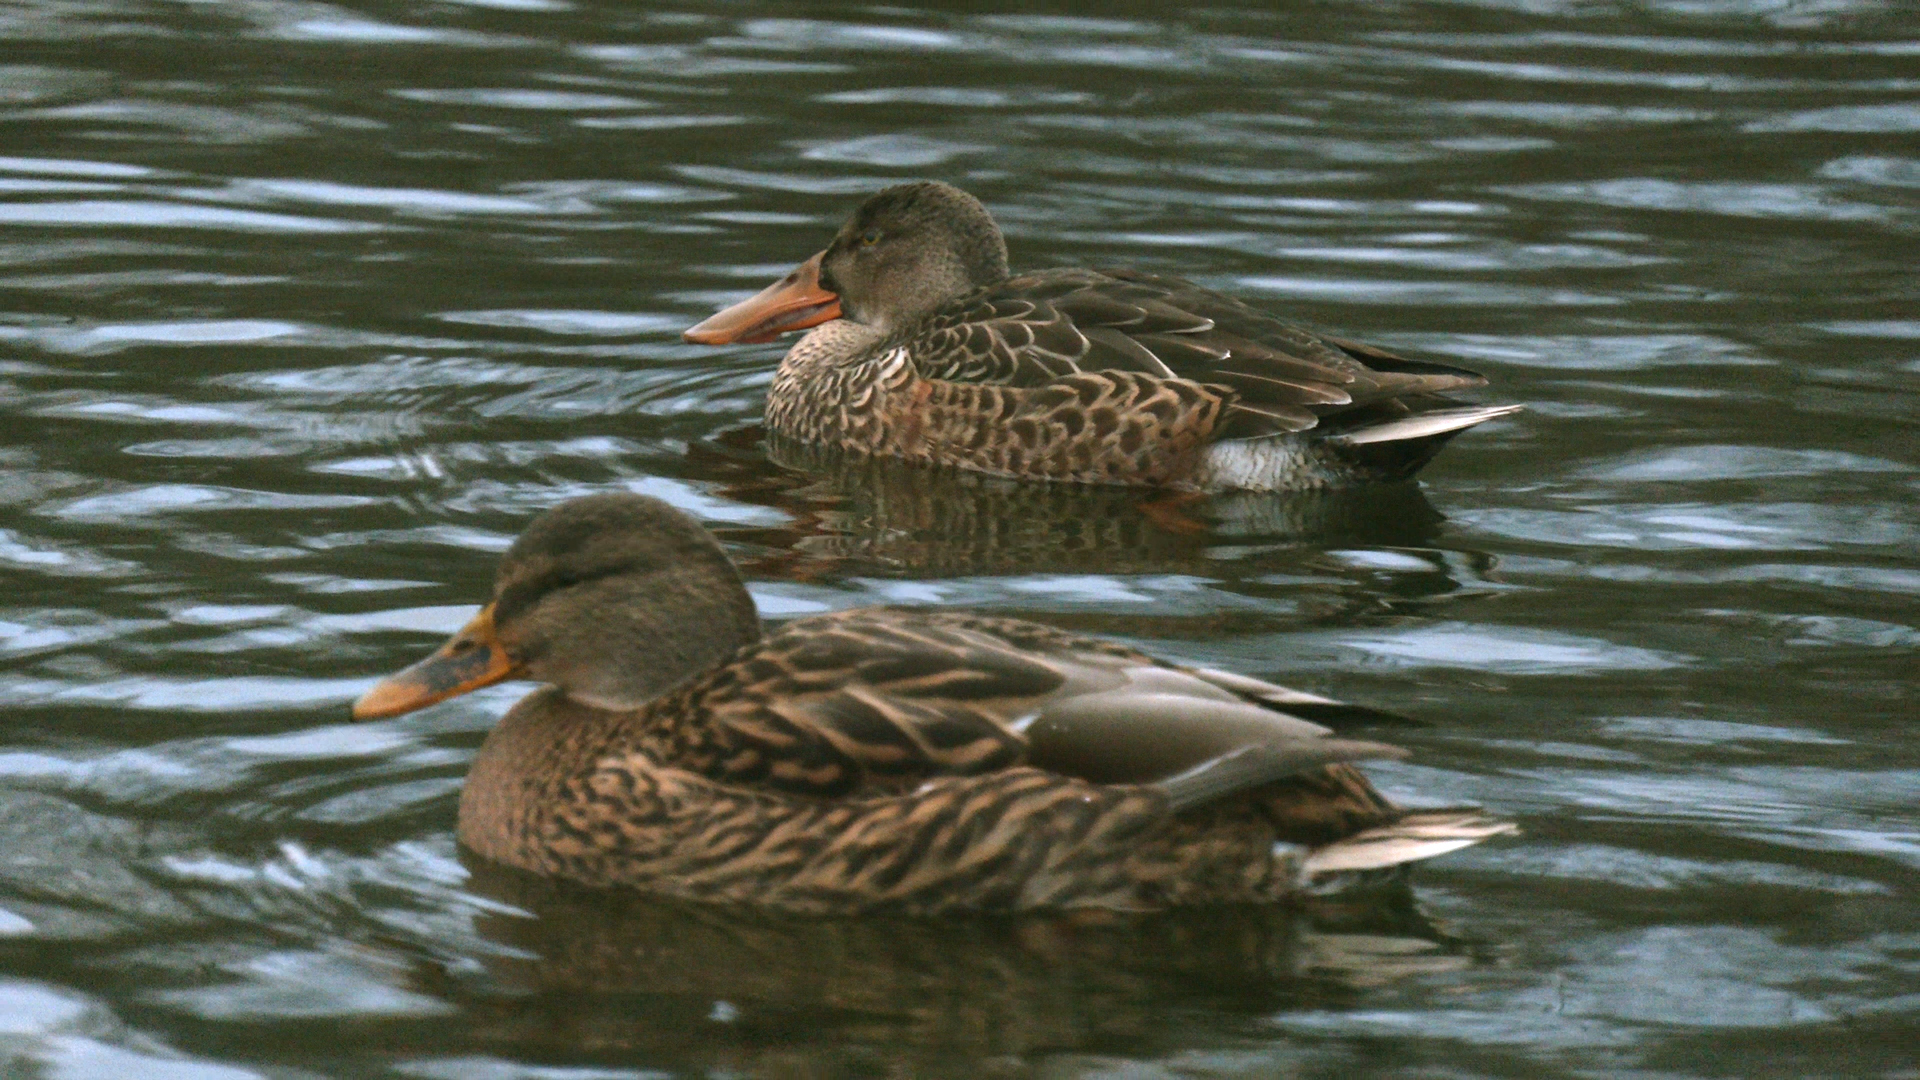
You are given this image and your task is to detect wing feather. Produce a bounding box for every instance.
[653,610,1418,807]
[890,267,1496,438]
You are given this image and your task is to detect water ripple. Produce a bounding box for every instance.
[0,0,1913,1075]
[0,200,382,231]
[1500,179,1902,224]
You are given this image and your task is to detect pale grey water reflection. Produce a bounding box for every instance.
[0,1,1916,1077]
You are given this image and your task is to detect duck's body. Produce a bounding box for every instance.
[456,609,1425,910]
[354,495,1513,914]
[687,183,1519,492]
[459,689,1318,912]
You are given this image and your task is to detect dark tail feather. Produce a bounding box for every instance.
[1327,404,1523,482]
[1266,700,1425,730]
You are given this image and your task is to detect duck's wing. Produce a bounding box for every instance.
[656,609,1409,804]
[654,610,1053,797]
[901,269,1493,439]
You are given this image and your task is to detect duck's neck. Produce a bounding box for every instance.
[775,319,887,378]
[457,640,762,873]
[767,319,895,446]
[457,687,618,868]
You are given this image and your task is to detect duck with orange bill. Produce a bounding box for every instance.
[685,182,1520,492]
[352,493,1515,914]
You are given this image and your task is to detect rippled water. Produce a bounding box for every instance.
[1,1,1916,1076]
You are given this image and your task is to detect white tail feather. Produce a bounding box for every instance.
[1190,666,1343,710]
[1302,810,1517,875]
[1329,404,1525,447]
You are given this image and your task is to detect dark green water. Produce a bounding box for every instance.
[0,2,1915,1077]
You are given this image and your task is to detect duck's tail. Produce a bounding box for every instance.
[1196,403,1523,490]
[1327,403,1525,450]
[1301,808,1517,877]
[1324,403,1525,483]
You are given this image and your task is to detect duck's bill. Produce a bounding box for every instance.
[683,251,842,345]
[351,605,521,721]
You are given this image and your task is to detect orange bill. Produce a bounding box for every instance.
[351,605,521,721]
[683,251,842,345]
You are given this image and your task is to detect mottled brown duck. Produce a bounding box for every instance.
[685,181,1520,492]
[352,493,1514,914]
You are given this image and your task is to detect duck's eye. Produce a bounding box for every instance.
[859,229,882,247]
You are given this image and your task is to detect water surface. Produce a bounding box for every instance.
[0,1,1915,1077]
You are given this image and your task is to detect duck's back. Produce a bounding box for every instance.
[586,610,1403,837]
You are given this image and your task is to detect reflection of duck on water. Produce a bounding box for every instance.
[449,862,1478,1063]
[688,425,1447,579]
[350,493,1512,915]
[686,181,1519,491]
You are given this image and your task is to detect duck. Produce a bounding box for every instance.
[351,492,1514,914]
[684,181,1520,492]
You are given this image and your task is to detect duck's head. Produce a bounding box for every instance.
[683,181,1009,344]
[350,494,762,721]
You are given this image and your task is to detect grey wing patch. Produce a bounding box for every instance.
[1018,652,1433,787]
[1156,739,1409,813]
[1186,666,1420,728]
[1024,691,1337,784]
